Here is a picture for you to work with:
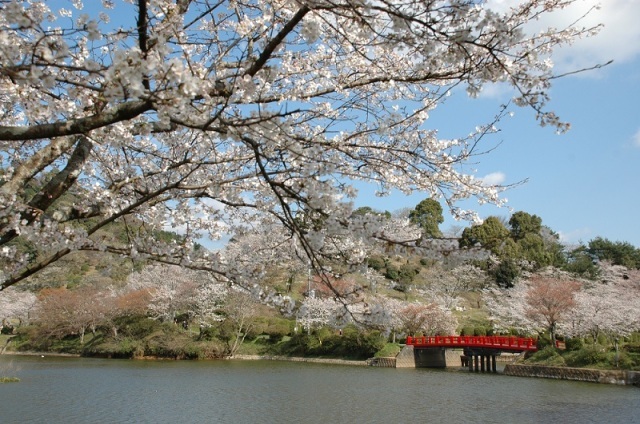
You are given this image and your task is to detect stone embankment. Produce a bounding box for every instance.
[504,364,640,386]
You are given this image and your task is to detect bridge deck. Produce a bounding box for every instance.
[406,335,538,352]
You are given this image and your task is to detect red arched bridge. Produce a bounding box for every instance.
[406,335,538,353]
[404,335,538,373]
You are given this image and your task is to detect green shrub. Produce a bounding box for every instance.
[565,337,584,351]
[197,325,219,341]
[397,264,420,284]
[460,326,475,336]
[185,341,224,359]
[535,333,553,349]
[252,317,294,341]
[564,346,607,367]
[84,337,146,358]
[419,258,436,267]
[493,259,520,288]
[607,351,636,369]
[278,333,313,356]
[114,315,163,339]
[526,346,566,366]
[622,343,640,354]
[274,326,385,359]
[384,264,400,281]
[473,327,487,336]
[367,256,386,271]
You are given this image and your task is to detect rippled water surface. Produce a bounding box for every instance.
[0,355,638,423]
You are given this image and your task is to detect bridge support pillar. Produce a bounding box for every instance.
[464,349,499,373]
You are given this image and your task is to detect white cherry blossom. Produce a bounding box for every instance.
[0,1,600,289]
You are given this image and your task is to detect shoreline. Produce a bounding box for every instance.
[1,351,81,358]
[3,350,638,386]
[1,350,367,366]
[230,354,369,366]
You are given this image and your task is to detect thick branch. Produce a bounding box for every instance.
[244,5,310,77]
[0,137,93,246]
[28,136,93,213]
[1,248,71,291]
[0,100,152,141]
[0,137,76,199]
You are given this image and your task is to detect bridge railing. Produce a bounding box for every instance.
[405,335,537,351]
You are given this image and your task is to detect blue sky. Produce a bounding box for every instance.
[354,1,640,248]
[65,0,640,249]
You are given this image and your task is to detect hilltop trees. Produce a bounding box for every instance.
[587,238,640,269]
[459,216,509,253]
[459,211,564,267]
[409,199,444,239]
[458,211,566,286]
[0,0,600,290]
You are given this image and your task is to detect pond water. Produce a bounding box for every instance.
[0,355,637,423]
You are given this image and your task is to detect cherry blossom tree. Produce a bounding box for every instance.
[296,297,341,332]
[566,264,640,342]
[217,290,261,356]
[484,281,535,335]
[0,286,37,328]
[126,263,205,322]
[364,296,406,341]
[525,276,581,345]
[307,273,363,299]
[34,286,108,343]
[0,0,602,290]
[485,272,582,344]
[103,285,153,337]
[361,293,459,338]
[419,263,489,309]
[396,302,457,336]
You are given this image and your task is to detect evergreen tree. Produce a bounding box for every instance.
[409,199,444,238]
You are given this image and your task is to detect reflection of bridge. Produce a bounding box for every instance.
[404,336,538,373]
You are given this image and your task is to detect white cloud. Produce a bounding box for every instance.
[633,128,640,148]
[486,0,640,72]
[558,227,593,246]
[477,82,512,99]
[480,172,506,186]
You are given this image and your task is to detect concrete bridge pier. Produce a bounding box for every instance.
[463,349,498,373]
[395,345,447,368]
[396,346,499,372]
